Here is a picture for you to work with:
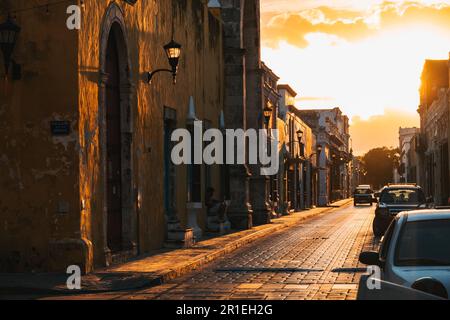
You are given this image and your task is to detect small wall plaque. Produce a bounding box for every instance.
[57,201,70,214]
[51,121,71,136]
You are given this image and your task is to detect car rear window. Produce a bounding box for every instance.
[355,189,373,195]
[380,188,425,204]
[395,219,450,267]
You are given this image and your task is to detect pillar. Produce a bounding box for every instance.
[221,1,253,229]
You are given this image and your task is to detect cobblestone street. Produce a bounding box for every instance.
[49,203,379,300]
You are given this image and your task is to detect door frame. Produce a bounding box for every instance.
[98,3,136,265]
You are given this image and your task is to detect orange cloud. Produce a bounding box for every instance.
[350,109,420,155]
[262,2,450,48]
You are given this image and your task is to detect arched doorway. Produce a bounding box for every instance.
[98,3,136,265]
[105,26,123,252]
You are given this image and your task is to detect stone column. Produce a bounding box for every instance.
[243,0,271,225]
[318,147,329,206]
[305,161,312,208]
[221,3,253,229]
[186,97,204,239]
[277,146,289,215]
[299,164,304,210]
[294,163,300,210]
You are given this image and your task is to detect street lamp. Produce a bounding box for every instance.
[296,130,304,158]
[0,16,20,77]
[296,130,303,142]
[147,39,182,84]
[263,105,273,128]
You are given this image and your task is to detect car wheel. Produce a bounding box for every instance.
[373,217,384,237]
[412,278,448,300]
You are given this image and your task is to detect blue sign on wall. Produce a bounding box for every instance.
[50,121,71,136]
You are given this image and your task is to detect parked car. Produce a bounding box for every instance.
[354,185,375,206]
[372,184,431,237]
[359,210,450,299]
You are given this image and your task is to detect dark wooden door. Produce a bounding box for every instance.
[105,31,123,252]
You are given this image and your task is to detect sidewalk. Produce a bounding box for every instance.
[0,199,352,296]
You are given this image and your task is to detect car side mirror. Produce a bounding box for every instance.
[374,192,381,198]
[359,251,381,267]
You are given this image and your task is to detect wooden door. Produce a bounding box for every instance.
[105,31,123,252]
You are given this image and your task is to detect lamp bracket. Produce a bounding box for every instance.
[147,69,176,84]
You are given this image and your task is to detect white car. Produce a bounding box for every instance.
[359,210,450,299]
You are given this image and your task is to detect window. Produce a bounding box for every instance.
[380,188,425,204]
[395,220,450,266]
[354,188,373,195]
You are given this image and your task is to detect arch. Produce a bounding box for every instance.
[98,2,136,265]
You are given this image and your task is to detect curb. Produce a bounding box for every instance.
[0,200,352,296]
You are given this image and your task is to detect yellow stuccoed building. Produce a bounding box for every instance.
[0,0,224,273]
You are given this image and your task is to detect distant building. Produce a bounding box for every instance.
[259,62,281,219]
[419,60,449,115]
[278,84,297,121]
[297,108,352,206]
[396,127,420,183]
[286,105,318,210]
[417,57,450,205]
[408,134,420,184]
[271,84,319,213]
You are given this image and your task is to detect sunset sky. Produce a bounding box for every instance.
[260,0,450,155]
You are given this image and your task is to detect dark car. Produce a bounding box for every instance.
[372,184,431,237]
[354,185,375,206]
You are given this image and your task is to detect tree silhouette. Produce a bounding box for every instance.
[362,147,400,190]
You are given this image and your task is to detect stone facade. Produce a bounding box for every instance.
[298,108,351,206]
[395,127,420,183]
[286,105,318,211]
[260,63,280,217]
[221,0,269,229]
[0,0,225,272]
[417,58,450,205]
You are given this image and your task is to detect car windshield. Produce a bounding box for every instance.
[380,188,425,204]
[355,189,373,195]
[395,219,450,267]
